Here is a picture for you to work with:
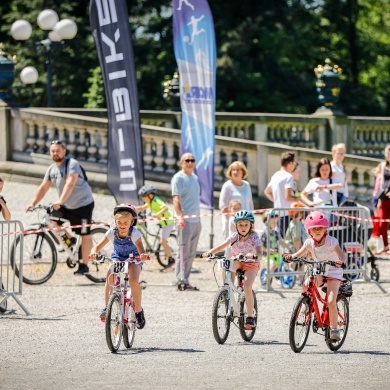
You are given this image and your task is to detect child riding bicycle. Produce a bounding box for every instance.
[136,185,175,270]
[202,210,262,330]
[284,211,345,342]
[89,204,149,329]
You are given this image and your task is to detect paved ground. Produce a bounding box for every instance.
[1,181,390,389]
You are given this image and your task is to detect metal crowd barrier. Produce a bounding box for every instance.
[0,220,30,315]
[256,204,386,298]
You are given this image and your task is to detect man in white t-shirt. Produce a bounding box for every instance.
[264,152,300,237]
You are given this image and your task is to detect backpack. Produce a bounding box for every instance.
[64,157,88,182]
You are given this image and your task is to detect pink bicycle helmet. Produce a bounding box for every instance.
[304,211,329,231]
[114,203,138,225]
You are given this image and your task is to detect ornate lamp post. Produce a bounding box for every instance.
[314,58,343,114]
[163,71,181,111]
[10,9,77,107]
[0,43,16,101]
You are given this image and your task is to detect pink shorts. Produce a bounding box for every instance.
[235,261,259,274]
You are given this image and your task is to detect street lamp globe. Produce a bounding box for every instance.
[54,19,77,40]
[37,9,59,31]
[20,66,38,84]
[10,20,32,41]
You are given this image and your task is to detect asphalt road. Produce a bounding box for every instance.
[1,181,390,389]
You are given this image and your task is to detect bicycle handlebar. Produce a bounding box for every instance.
[203,253,258,262]
[88,253,151,264]
[283,255,345,269]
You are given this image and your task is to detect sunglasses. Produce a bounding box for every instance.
[184,159,195,163]
[51,140,65,146]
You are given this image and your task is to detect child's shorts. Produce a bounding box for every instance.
[236,261,259,274]
[161,223,175,240]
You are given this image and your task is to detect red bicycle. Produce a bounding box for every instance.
[287,256,352,353]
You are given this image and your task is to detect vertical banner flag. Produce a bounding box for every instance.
[90,0,144,204]
[173,0,216,209]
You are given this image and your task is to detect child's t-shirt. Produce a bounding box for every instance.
[148,196,174,226]
[227,232,261,258]
[260,229,280,252]
[285,219,307,252]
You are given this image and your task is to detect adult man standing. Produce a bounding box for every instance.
[26,140,94,275]
[264,151,300,237]
[171,152,201,290]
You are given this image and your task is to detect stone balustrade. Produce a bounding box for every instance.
[2,105,386,206]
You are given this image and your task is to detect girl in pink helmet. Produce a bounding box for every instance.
[285,210,345,342]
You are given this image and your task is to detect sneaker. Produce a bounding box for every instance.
[329,328,340,342]
[163,257,175,270]
[135,309,146,329]
[245,316,256,330]
[100,308,106,319]
[74,263,89,276]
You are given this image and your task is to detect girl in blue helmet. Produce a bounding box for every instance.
[202,210,262,329]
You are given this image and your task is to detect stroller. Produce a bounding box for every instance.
[329,200,380,282]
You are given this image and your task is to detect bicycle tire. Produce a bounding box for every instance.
[289,295,312,353]
[0,283,7,313]
[123,299,136,348]
[325,296,349,351]
[10,230,57,285]
[239,290,258,342]
[212,288,231,344]
[156,233,177,267]
[84,227,110,283]
[105,293,123,353]
[370,265,380,281]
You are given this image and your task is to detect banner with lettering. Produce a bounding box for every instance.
[173,0,216,209]
[90,0,144,204]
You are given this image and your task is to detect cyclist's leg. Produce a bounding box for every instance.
[326,278,341,329]
[243,269,257,317]
[128,263,142,312]
[160,224,174,258]
[302,275,324,293]
[104,269,115,307]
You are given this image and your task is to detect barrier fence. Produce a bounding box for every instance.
[257,204,386,297]
[0,220,30,315]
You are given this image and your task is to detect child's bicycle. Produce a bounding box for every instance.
[205,254,258,344]
[91,253,150,353]
[10,205,111,284]
[260,253,296,289]
[136,212,177,268]
[287,256,352,353]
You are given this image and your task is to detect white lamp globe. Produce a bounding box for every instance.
[37,9,58,31]
[11,20,32,41]
[54,19,77,40]
[48,30,62,42]
[20,66,39,84]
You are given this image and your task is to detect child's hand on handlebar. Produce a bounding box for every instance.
[283,254,292,263]
[140,253,151,261]
[335,259,344,268]
[245,253,258,260]
[201,252,212,258]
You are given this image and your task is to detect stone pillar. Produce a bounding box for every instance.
[0,100,11,161]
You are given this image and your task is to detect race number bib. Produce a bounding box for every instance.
[217,258,234,271]
[110,261,129,274]
[313,262,331,276]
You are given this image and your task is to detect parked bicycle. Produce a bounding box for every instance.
[10,205,111,285]
[287,256,352,353]
[136,212,177,268]
[0,283,6,313]
[260,253,296,289]
[205,254,258,344]
[92,253,150,353]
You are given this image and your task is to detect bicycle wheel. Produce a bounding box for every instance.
[84,227,110,283]
[370,265,380,281]
[212,288,231,344]
[105,293,123,352]
[280,267,296,289]
[123,300,136,349]
[325,296,349,351]
[156,233,177,267]
[239,290,258,342]
[10,231,57,285]
[289,295,312,353]
[0,283,7,313]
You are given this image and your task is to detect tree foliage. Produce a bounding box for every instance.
[0,0,389,115]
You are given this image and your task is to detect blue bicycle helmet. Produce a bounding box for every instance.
[233,210,255,224]
[138,185,156,197]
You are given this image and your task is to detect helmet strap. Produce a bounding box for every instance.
[310,230,327,246]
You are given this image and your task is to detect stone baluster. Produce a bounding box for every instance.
[87,128,99,162]
[164,139,177,174]
[213,146,223,181]
[153,139,165,172]
[45,123,56,151]
[66,127,77,157]
[25,121,36,152]
[143,137,154,171]
[35,122,46,153]
[57,126,66,142]
[355,167,367,200]
[97,130,108,163]
[76,128,87,160]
